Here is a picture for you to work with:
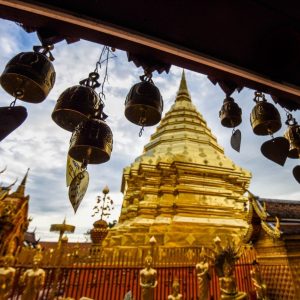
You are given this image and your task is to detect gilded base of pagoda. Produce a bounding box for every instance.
[102,216,248,248]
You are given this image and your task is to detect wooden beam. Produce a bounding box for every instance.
[1,0,300,98]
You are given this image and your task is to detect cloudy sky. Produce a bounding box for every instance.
[0,19,299,242]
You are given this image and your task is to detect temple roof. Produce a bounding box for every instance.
[245,194,300,242]
[24,231,39,246]
[258,198,300,220]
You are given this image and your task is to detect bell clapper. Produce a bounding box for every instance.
[81,159,88,171]
[136,71,154,137]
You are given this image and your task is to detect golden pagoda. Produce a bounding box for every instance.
[103,71,251,249]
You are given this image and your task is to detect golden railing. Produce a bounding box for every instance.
[4,244,259,299]
[15,244,257,268]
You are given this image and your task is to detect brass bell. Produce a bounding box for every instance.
[219,96,242,128]
[284,114,300,159]
[250,92,281,135]
[0,45,56,103]
[52,72,101,132]
[125,75,163,126]
[68,115,113,165]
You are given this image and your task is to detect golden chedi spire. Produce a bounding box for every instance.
[103,71,251,249]
[141,70,224,162]
[176,69,190,101]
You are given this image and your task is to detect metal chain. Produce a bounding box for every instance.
[9,97,17,107]
[139,126,145,137]
[93,46,117,100]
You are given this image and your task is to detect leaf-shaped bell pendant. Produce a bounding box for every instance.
[219,96,242,128]
[68,114,113,165]
[125,74,163,126]
[250,91,281,135]
[0,45,56,103]
[52,72,101,132]
[284,114,300,159]
[0,105,27,142]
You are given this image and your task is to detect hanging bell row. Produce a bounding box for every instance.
[250,91,281,136]
[0,44,56,103]
[125,73,163,127]
[52,72,101,131]
[219,96,242,128]
[284,114,300,159]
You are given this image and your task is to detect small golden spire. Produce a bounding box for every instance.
[175,69,191,102]
[9,168,29,198]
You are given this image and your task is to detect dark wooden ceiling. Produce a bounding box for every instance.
[1,0,300,109]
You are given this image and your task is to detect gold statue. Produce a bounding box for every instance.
[139,253,157,300]
[167,278,183,300]
[250,261,269,300]
[195,247,211,300]
[219,261,247,299]
[20,250,46,300]
[0,254,16,300]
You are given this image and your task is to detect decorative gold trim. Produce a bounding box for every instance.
[243,224,253,243]
[249,194,268,221]
[261,221,281,239]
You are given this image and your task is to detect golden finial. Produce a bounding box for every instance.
[176,69,191,101]
[9,168,29,198]
[179,70,188,91]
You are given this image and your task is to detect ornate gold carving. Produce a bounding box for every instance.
[261,221,281,239]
